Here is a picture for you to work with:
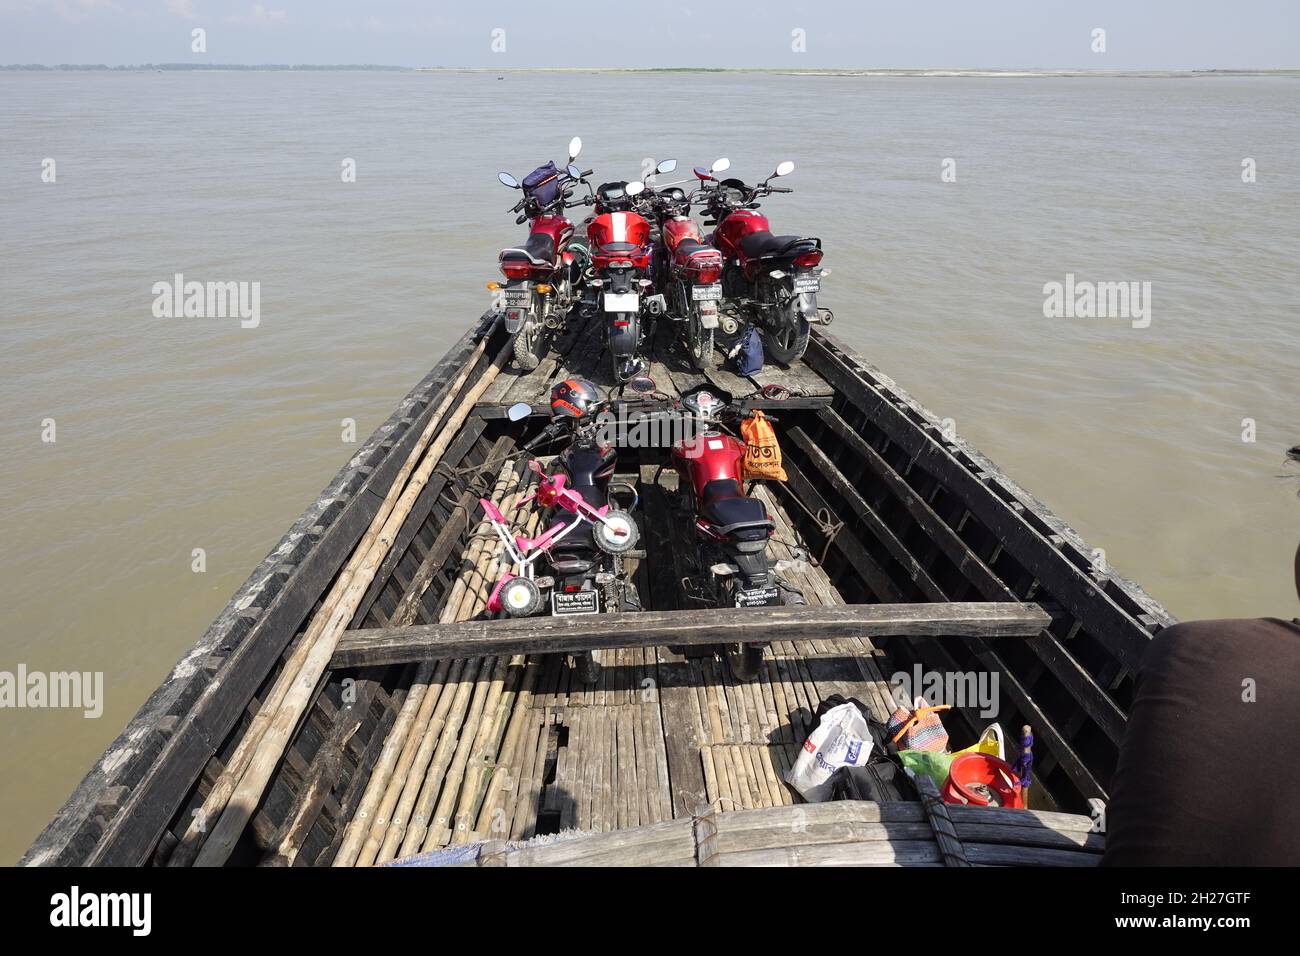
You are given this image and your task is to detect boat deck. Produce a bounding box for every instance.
[475,311,834,417]
[25,310,1175,868]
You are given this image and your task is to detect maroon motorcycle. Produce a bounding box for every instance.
[647,158,731,370]
[491,137,594,371]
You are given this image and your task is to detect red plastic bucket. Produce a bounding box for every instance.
[942,753,1024,809]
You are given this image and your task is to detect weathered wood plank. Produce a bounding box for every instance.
[332,602,1049,668]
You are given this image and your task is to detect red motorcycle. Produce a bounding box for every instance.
[574,162,673,382]
[700,161,831,365]
[492,137,593,371]
[666,384,788,680]
[647,158,732,370]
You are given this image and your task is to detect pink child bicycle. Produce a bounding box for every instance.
[483,459,639,617]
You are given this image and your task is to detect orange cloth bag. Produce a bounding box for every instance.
[740,410,788,481]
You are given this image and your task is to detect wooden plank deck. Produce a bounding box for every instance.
[358,471,927,852]
[475,312,832,418]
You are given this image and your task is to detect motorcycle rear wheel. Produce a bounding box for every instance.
[512,322,545,371]
[724,643,765,682]
[762,317,810,367]
[687,312,715,370]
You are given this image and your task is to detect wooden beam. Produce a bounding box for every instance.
[331,602,1048,669]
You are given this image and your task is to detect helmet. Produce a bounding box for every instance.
[550,378,606,419]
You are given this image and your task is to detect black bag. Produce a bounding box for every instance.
[815,695,918,803]
[522,161,563,207]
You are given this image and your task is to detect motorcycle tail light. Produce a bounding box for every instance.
[794,250,823,268]
[694,262,722,284]
[500,261,533,280]
[613,319,630,327]
[564,584,582,593]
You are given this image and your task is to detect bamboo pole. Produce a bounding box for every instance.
[332,457,518,866]
[191,343,507,867]
[170,333,496,867]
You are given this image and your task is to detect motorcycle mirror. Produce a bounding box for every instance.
[506,402,532,422]
[627,375,657,396]
[711,157,731,174]
[568,136,582,161]
[655,158,677,176]
[773,160,795,178]
[566,163,582,180]
[625,180,646,197]
[498,171,520,189]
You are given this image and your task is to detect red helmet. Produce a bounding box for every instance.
[550,378,606,419]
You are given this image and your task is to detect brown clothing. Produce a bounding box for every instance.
[1103,617,1300,866]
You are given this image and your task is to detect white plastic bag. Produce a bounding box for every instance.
[784,702,874,802]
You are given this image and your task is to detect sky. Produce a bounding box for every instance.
[0,0,1297,69]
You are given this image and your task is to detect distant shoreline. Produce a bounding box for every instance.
[3,64,1298,77]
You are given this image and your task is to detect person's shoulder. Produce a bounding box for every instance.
[1157,617,1300,640]
[1144,618,1300,668]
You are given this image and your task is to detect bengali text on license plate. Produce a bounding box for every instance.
[793,277,820,294]
[692,283,722,301]
[735,585,781,608]
[552,590,601,615]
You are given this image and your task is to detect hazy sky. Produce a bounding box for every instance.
[1,0,1297,69]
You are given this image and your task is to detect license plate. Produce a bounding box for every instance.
[504,289,534,308]
[552,590,601,615]
[692,283,722,301]
[735,585,781,608]
[793,276,820,295]
[603,292,640,312]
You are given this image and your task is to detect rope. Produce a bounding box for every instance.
[779,491,845,567]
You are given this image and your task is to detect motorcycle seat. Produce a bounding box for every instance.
[594,240,641,255]
[500,232,557,267]
[699,479,773,533]
[673,238,712,258]
[739,232,819,261]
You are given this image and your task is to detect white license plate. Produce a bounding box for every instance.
[504,289,534,308]
[552,590,601,615]
[735,585,781,608]
[793,276,820,295]
[692,283,722,301]
[603,292,640,312]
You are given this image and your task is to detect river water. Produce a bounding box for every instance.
[1,70,1297,861]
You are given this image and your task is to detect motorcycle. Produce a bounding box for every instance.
[665,384,791,681]
[573,161,674,382]
[492,136,594,371]
[699,160,830,366]
[497,381,643,682]
[648,157,732,370]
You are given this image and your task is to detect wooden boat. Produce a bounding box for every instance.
[23,311,1174,867]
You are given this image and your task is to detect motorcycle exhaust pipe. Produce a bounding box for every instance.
[544,314,561,330]
[719,315,739,335]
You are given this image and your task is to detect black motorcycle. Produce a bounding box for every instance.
[508,380,642,683]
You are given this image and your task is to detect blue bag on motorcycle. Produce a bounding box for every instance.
[730,326,765,376]
[522,162,563,208]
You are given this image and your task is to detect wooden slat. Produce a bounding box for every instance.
[333,602,1049,668]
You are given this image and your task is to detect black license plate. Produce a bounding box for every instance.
[735,585,781,608]
[552,590,601,615]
